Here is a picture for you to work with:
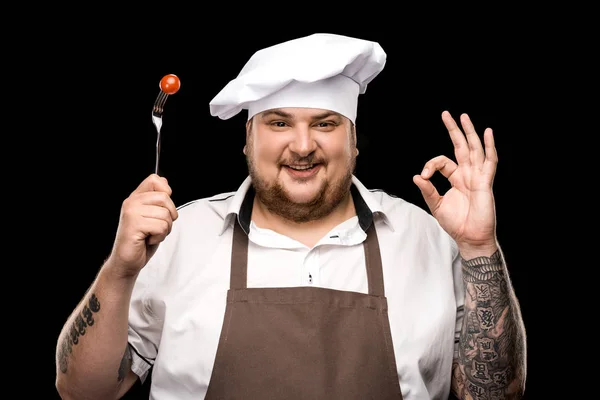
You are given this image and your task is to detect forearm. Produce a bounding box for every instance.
[452,247,527,400]
[55,262,138,400]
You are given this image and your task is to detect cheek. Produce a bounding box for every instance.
[323,140,353,161]
[252,140,285,164]
[340,144,354,158]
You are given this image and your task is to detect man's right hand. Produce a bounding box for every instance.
[107,174,179,278]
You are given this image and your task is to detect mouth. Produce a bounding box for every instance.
[286,163,318,171]
[283,163,322,178]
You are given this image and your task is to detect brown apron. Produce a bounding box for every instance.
[205,220,403,399]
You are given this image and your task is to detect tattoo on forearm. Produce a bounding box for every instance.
[57,294,101,374]
[454,250,526,400]
[118,345,132,382]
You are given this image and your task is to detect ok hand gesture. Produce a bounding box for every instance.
[413,111,498,257]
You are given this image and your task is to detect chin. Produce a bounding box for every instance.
[283,186,322,204]
[282,168,329,196]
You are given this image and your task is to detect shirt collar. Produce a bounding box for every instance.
[218,175,395,236]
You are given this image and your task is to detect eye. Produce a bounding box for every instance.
[315,121,339,130]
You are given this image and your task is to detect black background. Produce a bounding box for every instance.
[32,27,544,399]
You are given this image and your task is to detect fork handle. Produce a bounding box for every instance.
[152,116,163,175]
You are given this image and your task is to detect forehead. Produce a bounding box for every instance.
[258,107,345,121]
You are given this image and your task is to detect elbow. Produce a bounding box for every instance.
[55,375,84,400]
[55,375,119,400]
[55,377,75,400]
[508,382,527,399]
[499,375,526,400]
[509,364,527,399]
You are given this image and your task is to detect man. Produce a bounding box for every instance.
[55,33,526,399]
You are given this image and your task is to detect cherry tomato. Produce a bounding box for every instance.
[160,74,181,94]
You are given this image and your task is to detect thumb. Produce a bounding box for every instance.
[132,174,172,196]
[413,175,441,213]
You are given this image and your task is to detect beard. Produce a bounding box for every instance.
[246,152,356,224]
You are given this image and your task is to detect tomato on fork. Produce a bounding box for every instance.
[160,74,181,94]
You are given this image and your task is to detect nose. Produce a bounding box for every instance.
[288,125,317,157]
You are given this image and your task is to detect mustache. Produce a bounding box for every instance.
[279,155,324,165]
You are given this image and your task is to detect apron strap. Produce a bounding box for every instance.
[230,220,249,289]
[364,222,385,297]
[230,218,385,296]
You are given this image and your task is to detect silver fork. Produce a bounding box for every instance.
[152,90,170,175]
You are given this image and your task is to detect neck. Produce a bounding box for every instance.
[251,192,356,248]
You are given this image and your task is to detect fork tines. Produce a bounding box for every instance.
[152,91,169,117]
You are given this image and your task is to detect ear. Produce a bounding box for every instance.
[243,145,247,155]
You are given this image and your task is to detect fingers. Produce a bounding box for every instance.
[459,113,485,166]
[413,174,442,213]
[124,190,179,222]
[420,155,458,180]
[120,174,178,241]
[138,200,175,220]
[132,174,173,197]
[129,174,178,220]
[414,155,457,213]
[136,213,172,245]
[482,127,498,178]
[441,111,489,168]
[120,190,178,246]
[441,111,470,166]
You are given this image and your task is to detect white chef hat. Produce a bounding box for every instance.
[209,33,387,124]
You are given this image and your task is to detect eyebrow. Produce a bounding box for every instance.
[260,109,341,121]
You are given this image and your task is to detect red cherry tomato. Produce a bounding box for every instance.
[160,74,181,94]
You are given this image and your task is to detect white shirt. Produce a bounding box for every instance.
[127,175,465,400]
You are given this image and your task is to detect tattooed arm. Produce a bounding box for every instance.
[56,174,177,399]
[450,246,527,400]
[55,263,140,400]
[411,112,527,398]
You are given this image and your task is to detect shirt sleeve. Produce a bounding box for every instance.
[127,261,164,383]
[452,246,465,359]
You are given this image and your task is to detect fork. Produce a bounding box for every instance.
[152,90,170,175]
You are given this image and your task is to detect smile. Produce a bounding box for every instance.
[283,163,322,178]
[287,164,316,171]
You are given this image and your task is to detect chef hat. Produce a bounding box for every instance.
[209,33,386,124]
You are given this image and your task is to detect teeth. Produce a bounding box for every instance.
[289,164,314,170]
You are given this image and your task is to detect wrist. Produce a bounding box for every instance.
[460,247,504,283]
[101,257,140,284]
[457,241,498,260]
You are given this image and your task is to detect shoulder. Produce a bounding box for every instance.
[177,190,237,217]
